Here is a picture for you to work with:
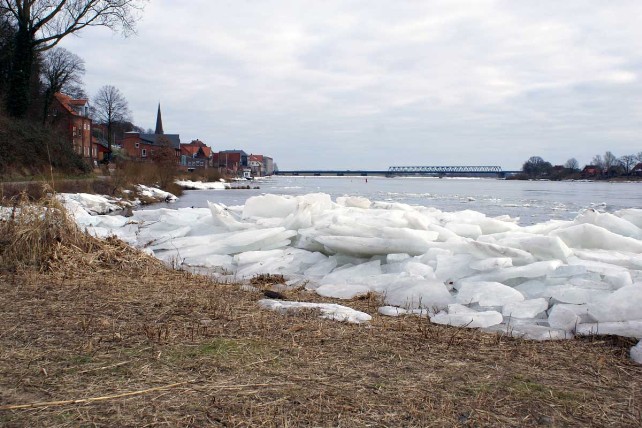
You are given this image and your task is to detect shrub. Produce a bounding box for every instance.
[0,113,90,177]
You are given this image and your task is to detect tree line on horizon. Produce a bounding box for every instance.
[521,151,642,180]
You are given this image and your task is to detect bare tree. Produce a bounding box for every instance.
[620,155,637,175]
[93,84,131,159]
[591,154,604,173]
[522,156,553,178]
[564,158,579,171]
[0,9,13,99]
[152,135,178,190]
[603,151,618,170]
[637,151,642,162]
[41,47,85,123]
[0,0,146,117]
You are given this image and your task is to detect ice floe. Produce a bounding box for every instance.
[59,192,128,215]
[175,179,229,190]
[258,299,372,323]
[64,192,642,363]
[136,184,178,202]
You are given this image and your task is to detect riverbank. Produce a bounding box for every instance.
[2,250,641,426]
[1,196,641,426]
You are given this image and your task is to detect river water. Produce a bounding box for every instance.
[144,177,642,225]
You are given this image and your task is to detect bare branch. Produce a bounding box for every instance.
[3,0,146,51]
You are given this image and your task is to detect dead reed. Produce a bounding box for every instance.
[0,189,163,273]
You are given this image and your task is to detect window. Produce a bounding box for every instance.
[142,149,147,157]
[135,143,139,148]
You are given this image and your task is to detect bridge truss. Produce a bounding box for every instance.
[387,166,503,174]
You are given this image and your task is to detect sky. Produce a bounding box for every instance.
[59,0,642,170]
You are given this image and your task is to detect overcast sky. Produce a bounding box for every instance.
[59,0,642,170]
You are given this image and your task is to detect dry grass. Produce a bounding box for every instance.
[0,179,114,201]
[110,161,184,198]
[0,191,159,273]
[178,168,223,183]
[0,196,641,426]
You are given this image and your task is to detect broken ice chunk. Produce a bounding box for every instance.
[242,194,299,219]
[502,298,549,318]
[575,321,642,339]
[574,209,641,239]
[258,299,371,323]
[587,284,642,322]
[551,223,642,252]
[631,341,642,364]
[336,196,372,209]
[378,306,408,317]
[456,281,525,307]
[382,278,453,309]
[547,305,582,330]
[469,257,513,271]
[315,283,371,299]
[487,322,572,340]
[430,305,503,328]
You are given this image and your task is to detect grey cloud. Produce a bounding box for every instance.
[59,0,642,169]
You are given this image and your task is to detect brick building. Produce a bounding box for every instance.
[51,93,94,164]
[120,104,181,162]
[212,150,248,176]
[180,139,213,170]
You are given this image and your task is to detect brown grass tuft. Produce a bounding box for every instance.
[0,189,163,274]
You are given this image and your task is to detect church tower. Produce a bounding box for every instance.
[155,103,164,135]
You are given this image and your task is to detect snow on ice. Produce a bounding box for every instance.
[65,192,642,363]
[175,179,229,190]
[136,184,178,202]
[258,299,372,324]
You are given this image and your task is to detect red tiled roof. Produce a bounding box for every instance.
[182,140,213,158]
[189,139,206,147]
[54,93,87,116]
[181,145,200,156]
[54,93,75,115]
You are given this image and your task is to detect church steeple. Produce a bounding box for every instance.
[155,103,164,135]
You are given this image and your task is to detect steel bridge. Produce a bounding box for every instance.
[387,165,503,174]
[275,165,516,177]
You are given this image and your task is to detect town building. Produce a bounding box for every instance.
[248,154,275,176]
[180,139,213,170]
[262,156,274,176]
[120,104,181,162]
[248,154,263,176]
[582,165,600,176]
[51,93,95,165]
[213,150,249,176]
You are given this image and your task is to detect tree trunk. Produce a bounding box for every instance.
[6,26,34,118]
[107,122,112,163]
[42,87,53,125]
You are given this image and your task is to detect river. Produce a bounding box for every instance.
[142,176,642,225]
